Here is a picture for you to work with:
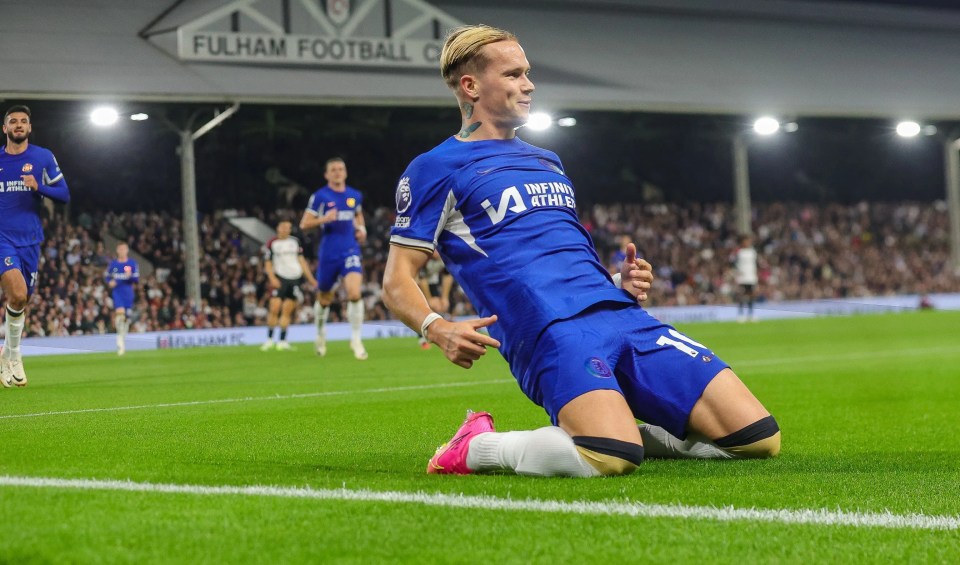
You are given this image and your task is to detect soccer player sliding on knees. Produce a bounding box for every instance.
[383,25,780,477]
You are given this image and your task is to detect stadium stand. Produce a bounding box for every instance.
[27,200,952,336]
[587,201,954,307]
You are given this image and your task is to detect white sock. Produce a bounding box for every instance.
[3,306,25,356]
[115,312,127,347]
[639,424,732,459]
[314,301,329,334]
[466,427,601,477]
[347,300,364,342]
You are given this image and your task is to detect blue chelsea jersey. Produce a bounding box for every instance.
[389,136,634,362]
[0,144,65,246]
[106,259,140,289]
[305,185,363,256]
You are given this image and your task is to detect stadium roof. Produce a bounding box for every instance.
[5,0,960,118]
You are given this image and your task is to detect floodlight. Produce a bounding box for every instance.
[557,117,577,127]
[896,121,921,138]
[130,113,149,121]
[90,106,119,127]
[526,112,553,131]
[753,117,780,136]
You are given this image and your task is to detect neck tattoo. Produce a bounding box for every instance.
[459,122,482,138]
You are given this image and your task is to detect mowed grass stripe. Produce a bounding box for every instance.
[0,378,515,419]
[3,475,958,531]
[5,340,956,420]
[734,345,960,368]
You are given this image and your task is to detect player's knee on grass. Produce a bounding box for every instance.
[572,436,644,476]
[715,415,781,458]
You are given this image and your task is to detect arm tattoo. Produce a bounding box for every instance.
[459,122,482,138]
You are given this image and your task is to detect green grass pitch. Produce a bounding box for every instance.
[2,311,959,562]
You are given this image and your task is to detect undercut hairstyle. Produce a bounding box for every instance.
[440,24,518,90]
[4,105,31,122]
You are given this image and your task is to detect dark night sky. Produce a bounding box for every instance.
[11,100,951,215]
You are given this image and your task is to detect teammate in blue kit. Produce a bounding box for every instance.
[105,242,140,356]
[299,157,369,360]
[382,25,780,477]
[0,105,70,387]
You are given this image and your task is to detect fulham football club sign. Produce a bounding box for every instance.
[174,0,463,69]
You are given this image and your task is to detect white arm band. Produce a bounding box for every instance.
[420,312,443,338]
[611,273,623,289]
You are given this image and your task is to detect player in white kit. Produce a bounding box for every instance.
[261,220,316,351]
[735,236,759,322]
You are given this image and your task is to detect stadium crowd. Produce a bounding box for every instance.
[28,207,424,336]
[587,200,956,307]
[25,200,956,336]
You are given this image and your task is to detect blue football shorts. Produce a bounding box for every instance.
[513,303,730,439]
[112,287,135,311]
[315,249,362,292]
[0,242,40,297]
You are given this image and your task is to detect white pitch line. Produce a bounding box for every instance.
[1,475,957,531]
[0,379,514,420]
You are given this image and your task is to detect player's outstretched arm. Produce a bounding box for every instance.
[383,244,500,369]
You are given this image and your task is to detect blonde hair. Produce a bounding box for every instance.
[440,24,518,90]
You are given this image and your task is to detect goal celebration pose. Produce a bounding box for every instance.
[383,25,780,477]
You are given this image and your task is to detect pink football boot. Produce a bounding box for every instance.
[426,410,495,474]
